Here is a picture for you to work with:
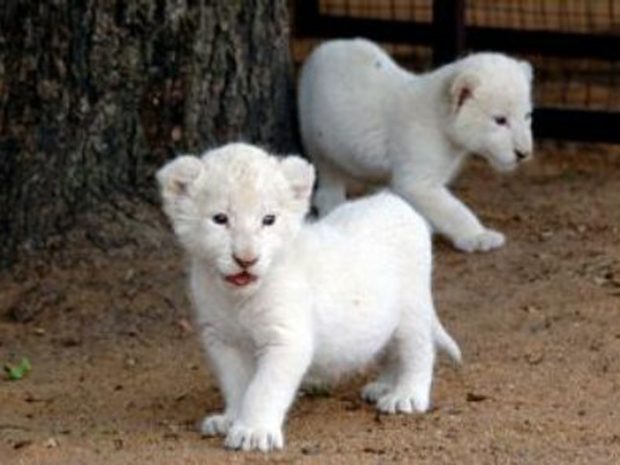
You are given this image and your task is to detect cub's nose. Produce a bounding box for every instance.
[233,255,259,269]
[515,149,531,162]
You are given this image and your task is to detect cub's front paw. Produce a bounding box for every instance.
[225,423,284,452]
[200,413,232,437]
[454,229,505,253]
[376,390,429,414]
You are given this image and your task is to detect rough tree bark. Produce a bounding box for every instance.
[0,0,296,266]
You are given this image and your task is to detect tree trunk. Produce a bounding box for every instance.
[0,0,296,267]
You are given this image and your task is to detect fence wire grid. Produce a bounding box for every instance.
[292,0,620,112]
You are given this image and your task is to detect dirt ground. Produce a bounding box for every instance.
[1,143,619,465]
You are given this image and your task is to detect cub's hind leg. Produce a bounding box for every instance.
[375,296,436,414]
[312,158,350,216]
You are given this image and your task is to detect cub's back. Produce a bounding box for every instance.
[304,191,432,291]
[322,191,430,257]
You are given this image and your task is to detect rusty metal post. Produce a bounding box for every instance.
[433,0,466,66]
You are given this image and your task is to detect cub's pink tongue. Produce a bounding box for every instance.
[225,271,256,287]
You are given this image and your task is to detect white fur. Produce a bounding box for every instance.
[298,38,534,252]
[157,143,460,452]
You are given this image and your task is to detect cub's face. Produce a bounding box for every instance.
[157,143,315,293]
[448,55,534,172]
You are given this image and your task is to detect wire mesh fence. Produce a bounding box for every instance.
[292,0,620,131]
[307,1,620,40]
[310,0,620,31]
[319,0,433,21]
[466,0,620,34]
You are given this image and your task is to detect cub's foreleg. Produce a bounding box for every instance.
[225,342,312,452]
[201,340,254,437]
[393,182,505,253]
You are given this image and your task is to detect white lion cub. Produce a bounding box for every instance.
[157,142,460,452]
[298,38,534,252]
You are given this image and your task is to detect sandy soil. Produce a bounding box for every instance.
[1,144,620,465]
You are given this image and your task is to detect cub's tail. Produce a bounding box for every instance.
[433,318,462,364]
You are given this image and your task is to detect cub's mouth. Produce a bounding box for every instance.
[224,271,258,287]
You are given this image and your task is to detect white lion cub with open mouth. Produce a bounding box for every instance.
[157,142,461,452]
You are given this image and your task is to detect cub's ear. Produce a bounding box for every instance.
[450,70,481,112]
[156,155,204,200]
[279,155,316,203]
[520,59,534,83]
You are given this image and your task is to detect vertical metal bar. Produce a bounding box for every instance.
[295,0,321,36]
[432,0,466,66]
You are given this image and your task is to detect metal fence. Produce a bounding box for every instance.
[293,0,620,142]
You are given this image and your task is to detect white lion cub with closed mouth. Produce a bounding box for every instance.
[157,142,460,452]
[298,38,534,252]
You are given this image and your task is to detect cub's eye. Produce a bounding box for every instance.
[262,214,276,226]
[494,116,508,126]
[212,213,228,225]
